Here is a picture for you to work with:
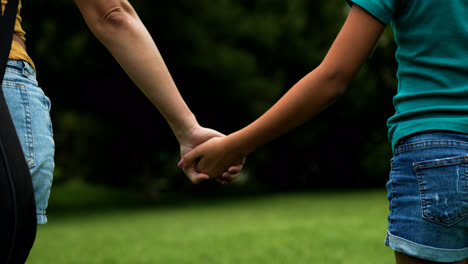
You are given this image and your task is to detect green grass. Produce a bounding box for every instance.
[27,182,394,264]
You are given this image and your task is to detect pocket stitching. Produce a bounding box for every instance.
[17,83,36,168]
[414,155,468,226]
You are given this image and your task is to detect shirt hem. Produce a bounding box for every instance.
[390,123,468,152]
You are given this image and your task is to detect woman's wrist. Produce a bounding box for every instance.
[171,112,199,145]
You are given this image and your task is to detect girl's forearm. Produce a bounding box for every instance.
[76,1,197,142]
[227,65,347,155]
[226,5,385,156]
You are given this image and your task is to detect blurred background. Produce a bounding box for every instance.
[20,1,401,263]
[22,0,397,198]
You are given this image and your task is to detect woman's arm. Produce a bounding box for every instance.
[73,0,195,142]
[72,0,242,183]
[180,5,386,179]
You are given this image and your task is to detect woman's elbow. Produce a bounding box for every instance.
[101,4,135,28]
[83,1,137,38]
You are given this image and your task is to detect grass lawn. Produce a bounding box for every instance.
[27,182,394,264]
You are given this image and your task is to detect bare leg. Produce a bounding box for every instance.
[395,252,468,264]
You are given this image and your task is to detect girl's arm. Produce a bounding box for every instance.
[72,0,242,183]
[180,5,386,180]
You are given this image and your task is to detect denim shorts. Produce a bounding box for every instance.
[1,60,55,224]
[386,131,468,262]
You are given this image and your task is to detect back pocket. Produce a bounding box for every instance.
[414,155,468,226]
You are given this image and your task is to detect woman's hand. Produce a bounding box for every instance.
[178,125,244,184]
[179,135,246,184]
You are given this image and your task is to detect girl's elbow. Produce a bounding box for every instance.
[334,81,349,97]
[319,66,351,98]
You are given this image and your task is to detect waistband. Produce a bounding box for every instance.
[395,130,468,154]
[4,59,38,85]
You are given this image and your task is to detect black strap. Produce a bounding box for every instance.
[0,0,18,83]
[0,0,38,263]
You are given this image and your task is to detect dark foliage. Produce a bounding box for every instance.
[20,0,397,193]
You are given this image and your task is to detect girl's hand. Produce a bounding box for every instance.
[178,125,244,184]
[179,136,246,184]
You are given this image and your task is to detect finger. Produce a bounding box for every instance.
[178,158,190,168]
[226,157,246,174]
[183,166,210,184]
[215,173,235,185]
[222,172,239,182]
[221,178,235,185]
[178,151,198,169]
[221,172,239,182]
[177,159,184,168]
[227,165,242,174]
[189,173,210,184]
[216,177,233,185]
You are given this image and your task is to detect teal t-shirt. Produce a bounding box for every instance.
[347,0,468,151]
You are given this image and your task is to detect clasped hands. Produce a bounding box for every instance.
[178,126,245,184]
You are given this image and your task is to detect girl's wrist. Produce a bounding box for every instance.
[226,130,255,157]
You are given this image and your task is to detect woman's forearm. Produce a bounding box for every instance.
[74,0,197,142]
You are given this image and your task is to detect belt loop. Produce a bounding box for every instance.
[20,61,28,77]
[21,61,34,78]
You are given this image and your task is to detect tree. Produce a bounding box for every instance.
[21,0,397,193]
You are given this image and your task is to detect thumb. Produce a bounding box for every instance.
[184,166,210,184]
[178,149,199,169]
[177,159,185,168]
[179,150,209,184]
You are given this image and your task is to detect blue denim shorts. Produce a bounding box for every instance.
[1,60,55,224]
[386,131,468,262]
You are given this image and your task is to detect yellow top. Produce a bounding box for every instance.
[1,0,35,69]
